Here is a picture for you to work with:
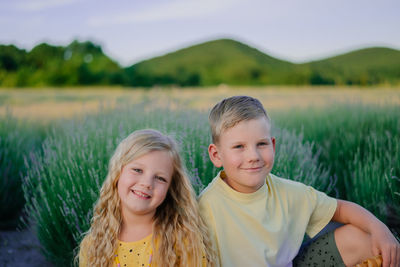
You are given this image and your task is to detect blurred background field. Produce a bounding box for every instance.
[1,86,400,119]
[1,87,399,266]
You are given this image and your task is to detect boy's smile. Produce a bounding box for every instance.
[209,117,275,193]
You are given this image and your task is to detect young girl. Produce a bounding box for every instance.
[78,129,217,266]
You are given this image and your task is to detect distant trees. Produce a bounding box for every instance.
[0,41,122,87]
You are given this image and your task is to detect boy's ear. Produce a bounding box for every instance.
[208,143,223,168]
[272,137,276,153]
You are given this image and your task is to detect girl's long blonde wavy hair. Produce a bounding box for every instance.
[78,129,217,266]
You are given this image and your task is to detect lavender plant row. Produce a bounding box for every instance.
[22,104,331,266]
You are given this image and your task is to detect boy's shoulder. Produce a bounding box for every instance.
[269,174,334,205]
[268,173,310,191]
[198,173,221,202]
[267,174,328,204]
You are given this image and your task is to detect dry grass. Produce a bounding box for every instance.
[1,86,399,120]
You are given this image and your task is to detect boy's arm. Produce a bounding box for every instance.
[332,199,400,266]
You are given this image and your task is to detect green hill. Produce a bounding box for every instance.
[125,39,400,86]
[1,38,399,87]
[124,39,300,86]
[302,47,400,85]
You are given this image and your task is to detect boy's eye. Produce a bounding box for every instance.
[233,144,243,149]
[155,176,167,183]
[258,142,268,146]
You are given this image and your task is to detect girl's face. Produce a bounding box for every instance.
[118,150,173,219]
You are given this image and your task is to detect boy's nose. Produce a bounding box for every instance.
[247,147,261,162]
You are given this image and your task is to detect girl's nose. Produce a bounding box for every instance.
[139,174,153,189]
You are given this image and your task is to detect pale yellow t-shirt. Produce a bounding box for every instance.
[198,171,337,267]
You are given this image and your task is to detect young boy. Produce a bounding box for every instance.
[199,96,399,267]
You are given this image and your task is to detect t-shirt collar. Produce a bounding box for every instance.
[216,170,269,202]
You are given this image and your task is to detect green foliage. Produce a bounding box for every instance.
[272,128,333,193]
[0,112,46,229]
[0,40,121,87]
[1,39,399,87]
[22,104,330,266]
[0,45,27,71]
[274,104,400,233]
[348,134,400,236]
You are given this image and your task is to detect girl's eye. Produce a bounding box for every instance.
[132,168,142,173]
[233,144,243,149]
[155,176,167,183]
[258,142,268,146]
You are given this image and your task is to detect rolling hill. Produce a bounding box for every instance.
[303,47,400,85]
[124,39,400,86]
[124,39,297,86]
[1,38,399,87]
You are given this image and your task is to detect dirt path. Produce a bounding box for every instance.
[0,226,53,267]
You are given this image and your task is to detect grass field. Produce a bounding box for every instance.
[1,86,400,119]
[1,86,399,266]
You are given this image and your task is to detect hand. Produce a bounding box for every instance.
[370,224,400,267]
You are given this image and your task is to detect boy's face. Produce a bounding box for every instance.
[209,117,275,193]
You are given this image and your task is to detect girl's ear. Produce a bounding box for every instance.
[208,144,223,168]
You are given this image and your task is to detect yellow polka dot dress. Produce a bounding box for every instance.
[114,234,153,267]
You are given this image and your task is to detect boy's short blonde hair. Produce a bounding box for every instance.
[209,95,271,144]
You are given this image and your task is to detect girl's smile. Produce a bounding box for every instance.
[131,189,151,199]
[118,150,173,218]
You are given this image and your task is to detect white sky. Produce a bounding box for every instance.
[1,0,399,66]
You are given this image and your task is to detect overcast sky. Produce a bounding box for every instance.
[1,0,399,66]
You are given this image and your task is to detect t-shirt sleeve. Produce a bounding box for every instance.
[304,186,337,238]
